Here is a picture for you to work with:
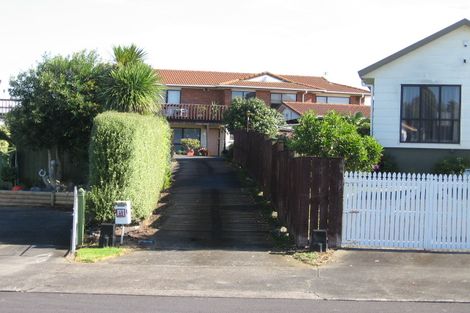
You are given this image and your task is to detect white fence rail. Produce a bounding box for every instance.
[342,172,470,251]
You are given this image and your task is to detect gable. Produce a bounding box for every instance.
[359,19,470,79]
[245,74,284,83]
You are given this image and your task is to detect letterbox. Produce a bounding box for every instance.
[115,201,132,225]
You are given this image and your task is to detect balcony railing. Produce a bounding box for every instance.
[0,99,19,118]
[162,103,228,123]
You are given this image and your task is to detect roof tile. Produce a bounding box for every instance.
[157,69,369,94]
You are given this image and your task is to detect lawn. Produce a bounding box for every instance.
[75,247,128,263]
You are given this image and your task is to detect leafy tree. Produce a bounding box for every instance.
[7,51,109,179]
[101,44,164,114]
[289,111,382,171]
[223,97,284,137]
[344,112,370,136]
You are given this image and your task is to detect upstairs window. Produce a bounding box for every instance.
[270,93,297,105]
[316,96,350,104]
[166,90,181,104]
[400,85,460,144]
[231,90,256,100]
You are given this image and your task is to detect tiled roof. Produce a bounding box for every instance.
[157,69,369,94]
[281,74,370,94]
[220,80,313,90]
[282,102,370,118]
[158,69,248,85]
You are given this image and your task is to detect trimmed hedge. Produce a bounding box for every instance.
[87,112,171,222]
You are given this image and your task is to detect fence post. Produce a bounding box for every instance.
[70,187,78,255]
[77,188,86,246]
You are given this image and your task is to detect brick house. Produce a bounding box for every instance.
[158,69,370,156]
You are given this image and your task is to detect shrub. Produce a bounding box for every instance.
[223,97,284,137]
[434,156,470,175]
[288,111,383,172]
[87,112,171,222]
[180,138,201,151]
[375,152,399,173]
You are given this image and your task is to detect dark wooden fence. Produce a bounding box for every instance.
[233,131,344,248]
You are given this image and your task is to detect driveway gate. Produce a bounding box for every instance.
[341,172,470,251]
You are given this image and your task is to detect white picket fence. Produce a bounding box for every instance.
[342,172,470,251]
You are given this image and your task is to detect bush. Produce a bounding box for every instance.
[288,111,383,172]
[434,156,470,175]
[223,97,284,137]
[87,112,171,222]
[180,138,201,151]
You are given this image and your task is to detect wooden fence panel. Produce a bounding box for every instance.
[233,130,344,248]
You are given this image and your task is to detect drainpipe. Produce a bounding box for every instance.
[302,90,308,102]
[365,85,374,136]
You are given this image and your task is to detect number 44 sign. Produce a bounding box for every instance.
[115,201,132,225]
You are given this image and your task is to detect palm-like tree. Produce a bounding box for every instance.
[102,44,164,114]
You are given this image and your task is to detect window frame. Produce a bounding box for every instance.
[270,92,297,105]
[173,128,201,146]
[166,90,181,104]
[316,96,350,104]
[399,84,461,144]
[231,90,256,100]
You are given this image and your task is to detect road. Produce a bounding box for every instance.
[0,292,468,313]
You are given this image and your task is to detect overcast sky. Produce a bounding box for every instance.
[0,0,468,97]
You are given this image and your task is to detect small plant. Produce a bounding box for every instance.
[180,138,201,152]
[197,147,208,156]
[434,156,470,175]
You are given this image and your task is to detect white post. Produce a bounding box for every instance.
[71,186,78,255]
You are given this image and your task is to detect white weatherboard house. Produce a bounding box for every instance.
[359,19,470,172]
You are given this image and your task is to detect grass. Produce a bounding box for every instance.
[292,250,335,267]
[75,247,128,263]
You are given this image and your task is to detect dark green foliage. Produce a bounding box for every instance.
[180,138,201,151]
[101,45,164,114]
[434,156,470,175]
[87,112,171,222]
[223,97,284,137]
[289,111,383,172]
[344,112,371,136]
[7,51,108,153]
[376,152,399,173]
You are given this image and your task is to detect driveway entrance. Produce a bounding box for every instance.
[0,206,71,257]
[154,157,273,250]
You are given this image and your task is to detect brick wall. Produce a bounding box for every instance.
[255,90,270,106]
[181,88,225,105]
[223,89,232,106]
[295,92,316,103]
[350,96,361,105]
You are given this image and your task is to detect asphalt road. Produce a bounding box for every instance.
[0,206,71,246]
[0,292,469,313]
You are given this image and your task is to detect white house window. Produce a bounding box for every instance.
[166,90,181,104]
[231,90,256,100]
[400,85,460,144]
[316,96,350,104]
[270,93,297,105]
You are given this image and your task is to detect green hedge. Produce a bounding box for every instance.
[87,112,171,222]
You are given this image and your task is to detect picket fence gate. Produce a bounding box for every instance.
[342,172,470,251]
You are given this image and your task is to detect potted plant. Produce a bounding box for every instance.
[198,147,208,156]
[180,138,201,156]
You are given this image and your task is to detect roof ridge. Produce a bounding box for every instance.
[156,68,253,76]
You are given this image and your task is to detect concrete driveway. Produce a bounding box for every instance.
[0,206,71,258]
